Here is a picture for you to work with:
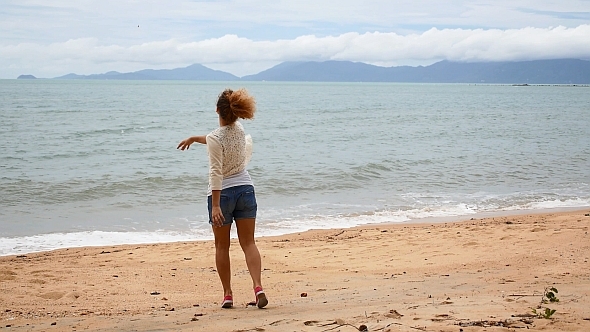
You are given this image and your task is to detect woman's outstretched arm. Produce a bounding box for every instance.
[177,135,207,150]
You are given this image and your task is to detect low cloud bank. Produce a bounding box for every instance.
[2,25,589,78]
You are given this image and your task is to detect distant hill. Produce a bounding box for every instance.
[242,59,590,84]
[55,64,238,81]
[241,61,395,82]
[52,59,590,84]
[17,74,37,79]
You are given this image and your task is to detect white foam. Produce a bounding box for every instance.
[255,203,478,236]
[503,198,590,210]
[0,230,211,257]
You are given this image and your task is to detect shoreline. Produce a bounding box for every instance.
[2,206,589,258]
[1,208,589,331]
[391,205,590,225]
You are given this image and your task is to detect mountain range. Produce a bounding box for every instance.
[50,59,590,84]
[56,64,237,81]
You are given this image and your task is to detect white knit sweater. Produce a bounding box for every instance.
[205,121,253,195]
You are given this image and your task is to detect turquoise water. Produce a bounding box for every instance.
[1,80,589,255]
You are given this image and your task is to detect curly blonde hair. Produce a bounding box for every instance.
[216,88,256,124]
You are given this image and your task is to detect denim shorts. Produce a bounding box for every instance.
[207,185,257,226]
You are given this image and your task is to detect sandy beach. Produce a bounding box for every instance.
[1,209,589,331]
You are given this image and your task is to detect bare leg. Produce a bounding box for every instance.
[212,224,232,297]
[235,218,262,289]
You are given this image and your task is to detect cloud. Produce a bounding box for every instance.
[2,25,589,78]
[3,1,590,45]
[3,1,590,78]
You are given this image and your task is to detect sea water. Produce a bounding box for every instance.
[1,80,589,255]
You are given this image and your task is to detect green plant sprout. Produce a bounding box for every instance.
[542,287,559,303]
[532,307,557,319]
[532,286,559,319]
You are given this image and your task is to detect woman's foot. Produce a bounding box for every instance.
[221,295,233,308]
[254,286,268,308]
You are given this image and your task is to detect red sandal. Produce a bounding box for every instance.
[221,295,233,308]
[254,286,268,308]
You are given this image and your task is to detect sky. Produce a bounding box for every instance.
[1,0,590,78]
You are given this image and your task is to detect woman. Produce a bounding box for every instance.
[177,88,267,309]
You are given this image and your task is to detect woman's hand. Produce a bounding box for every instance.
[177,137,194,150]
[211,206,225,227]
[211,190,225,227]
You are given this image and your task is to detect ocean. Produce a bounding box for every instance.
[1,80,589,256]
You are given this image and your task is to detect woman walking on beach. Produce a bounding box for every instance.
[177,88,267,309]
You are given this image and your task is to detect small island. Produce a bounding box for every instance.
[17,74,37,79]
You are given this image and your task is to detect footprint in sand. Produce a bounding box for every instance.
[37,291,80,301]
[64,292,82,300]
[28,279,47,284]
[384,309,403,319]
[38,291,66,300]
[0,269,17,281]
